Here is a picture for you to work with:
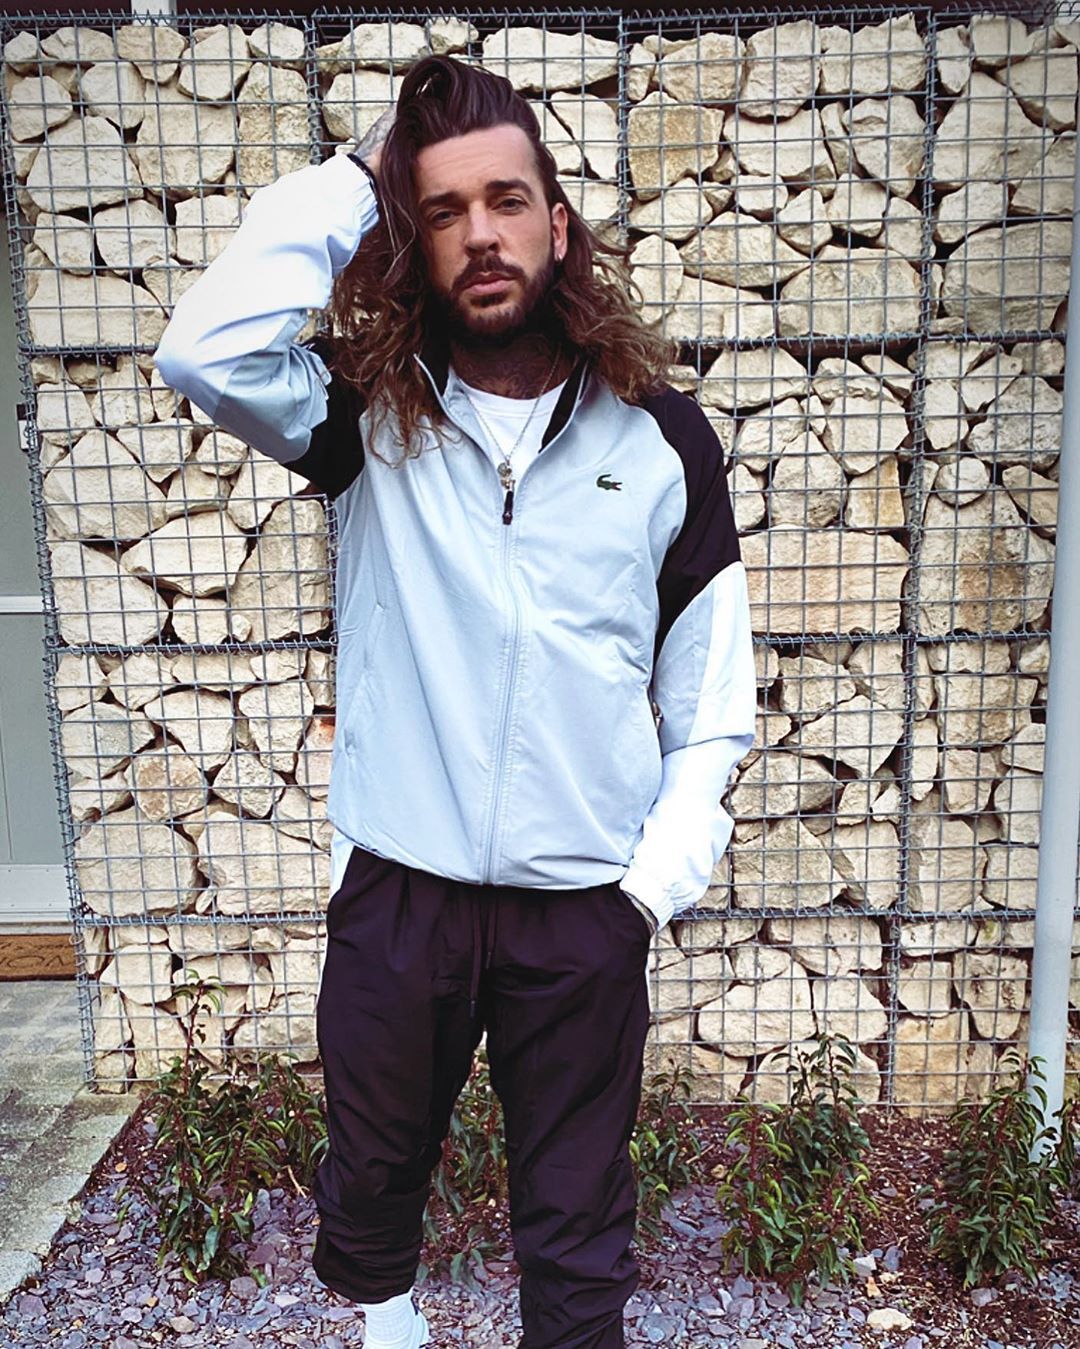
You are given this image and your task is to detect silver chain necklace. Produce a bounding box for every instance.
[456,346,563,517]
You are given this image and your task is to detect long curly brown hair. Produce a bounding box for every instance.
[323,53,678,463]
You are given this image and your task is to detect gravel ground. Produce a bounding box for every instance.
[3,1106,1080,1349]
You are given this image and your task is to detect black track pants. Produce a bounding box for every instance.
[311,842,653,1349]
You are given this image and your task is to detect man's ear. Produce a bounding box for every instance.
[552,201,568,262]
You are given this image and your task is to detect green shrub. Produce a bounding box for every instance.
[715,1034,878,1306]
[631,1063,707,1249]
[922,1051,1080,1288]
[120,976,328,1284]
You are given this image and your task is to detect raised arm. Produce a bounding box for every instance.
[152,115,392,498]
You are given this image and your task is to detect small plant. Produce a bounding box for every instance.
[630,1063,707,1248]
[921,1051,1079,1289]
[120,975,328,1285]
[715,1034,878,1306]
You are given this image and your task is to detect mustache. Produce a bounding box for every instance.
[455,263,521,293]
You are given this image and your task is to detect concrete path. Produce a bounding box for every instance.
[0,981,140,1304]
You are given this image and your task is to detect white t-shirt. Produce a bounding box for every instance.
[451,368,568,479]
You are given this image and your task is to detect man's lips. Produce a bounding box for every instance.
[463,274,514,293]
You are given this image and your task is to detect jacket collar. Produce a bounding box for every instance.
[413,332,591,452]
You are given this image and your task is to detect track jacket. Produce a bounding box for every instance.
[153,150,757,934]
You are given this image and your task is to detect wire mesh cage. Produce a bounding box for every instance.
[0,3,1075,1108]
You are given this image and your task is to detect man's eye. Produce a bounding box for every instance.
[500,198,524,210]
[431,211,453,224]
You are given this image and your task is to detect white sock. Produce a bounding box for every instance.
[360,1286,420,1346]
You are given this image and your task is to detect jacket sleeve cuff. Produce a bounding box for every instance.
[619,867,675,933]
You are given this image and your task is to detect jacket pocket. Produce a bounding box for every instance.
[341,600,386,749]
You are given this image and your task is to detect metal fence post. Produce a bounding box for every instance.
[1026,133,1080,1156]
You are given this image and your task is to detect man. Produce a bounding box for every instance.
[154,52,755,1349]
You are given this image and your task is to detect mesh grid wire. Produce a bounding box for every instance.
[0,4,1075,1108]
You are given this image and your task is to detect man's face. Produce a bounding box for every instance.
[414,123,569,346]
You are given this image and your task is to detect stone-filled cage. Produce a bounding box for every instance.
[1,3,1076,1109]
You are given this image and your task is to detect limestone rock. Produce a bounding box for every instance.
[131,747,206,822]
[898,957,954,1017]
[733,817,846,910]
[934,180,1011,247]
[481,28,619,93]
[818,14,927,96]
[983,844,1039,910]
[229,498,331,642]
[172,193,243,266]
[821,385,909,474]
[779,244,922,338]
[776,189,832,255]
[61,701,156,777]
[845,455,904,530]
[177,25,250,102]
[733,174,788,219]
[321,69,404,143]
[991,769,1042,846]
[768,431,844,526]
[549,92,619,181]
[294,716,336,801]
[89,358,156,429]
[918,491,1055,636]
[656,33,742,103]
[893,1009,994,1112]
[908,814,986,913]
[942,221,1070,333]
[76,807,200,915]
[1013,134,1075,217]
[628,93,723,198]
[8,74,73,141]
[755,1038,881,1104]
[194,428,249,477]
[698,952,815,1055]
[169,595,251,645]
[657,273,774,342]
[967,374,1063,474]
[427,18,477,57]
[50,541,169,646]
[3,29,45,75]
[30,211,94,274]
[122,513,249,596]
[997,466,1057,534]
[648,949,732,1020]
[812,974,889,1043]
[44,432,167,542]
[78,59,146,132]
[844,96,925,196]
[969,15,1033,68]
[133,80,237,196]
[767,913,883,977]
[725,108,831,185]
[741,526,909,634]
[197,815,328,914]
[69,767,133,823]
[105,651,175,711]
[212,750,287,818]
[831,818,901,910]
[628,183,716,240]
[701,348,808,412]
[233,992,317,1063]
[100,946,174,1006]
[933,73,1047,189]
[25,114,142,214]
[114,23,186,83]
[237,680,314,775]
[28,267,165,351]
[791,695,904,777]
[54,652,107,714]
[953,949,1028,1038]
[628,234,683,325]
[142,689,235,771]
[739,21,820,118]
[236,21,301,69]
[679,214,811,289]
[777,654,856,717]
[728,750,835,820]
[40,25,117,66]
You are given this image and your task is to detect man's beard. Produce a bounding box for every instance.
[428,245,562,350]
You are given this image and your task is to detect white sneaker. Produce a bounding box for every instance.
[364,1307,430,1349]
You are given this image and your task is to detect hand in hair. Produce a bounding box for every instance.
[354,107,396,182]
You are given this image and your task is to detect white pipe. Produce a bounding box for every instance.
[1026,122,1080,1157]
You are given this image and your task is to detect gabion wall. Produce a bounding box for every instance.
[0,5,1074,1109]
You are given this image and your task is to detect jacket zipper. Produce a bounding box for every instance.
[481,504,521,882]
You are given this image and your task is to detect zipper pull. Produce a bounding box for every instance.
[498,462,515,525]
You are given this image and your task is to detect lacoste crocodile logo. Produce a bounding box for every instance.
[596,473,622,491]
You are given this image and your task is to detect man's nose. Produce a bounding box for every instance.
[463,205,500,252]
